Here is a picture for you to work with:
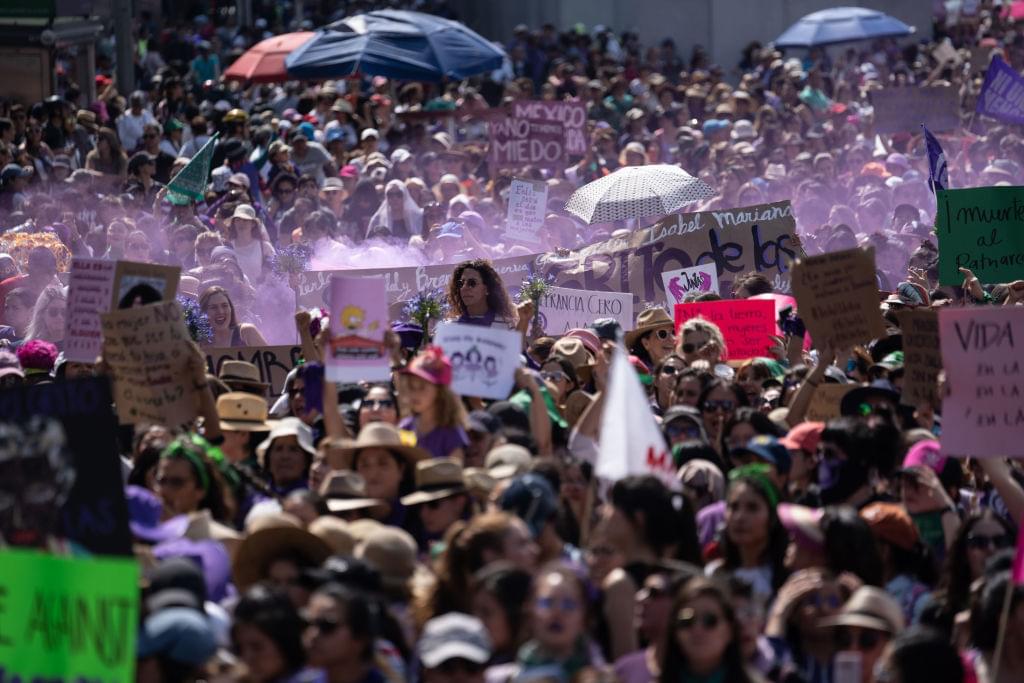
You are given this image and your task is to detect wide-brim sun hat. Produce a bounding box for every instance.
[232,513,332,591]
[624,307,675,349]
[332,422,430,471]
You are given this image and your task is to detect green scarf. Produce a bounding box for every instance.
[516,636,592,681]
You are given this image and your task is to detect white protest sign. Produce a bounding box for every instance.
[433,322,521,400]
[505,178,548,245]
[661,264,719,304]
[64,258,116,363]
[538,286,633,334]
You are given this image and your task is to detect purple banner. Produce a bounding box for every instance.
[976,56,1024,125]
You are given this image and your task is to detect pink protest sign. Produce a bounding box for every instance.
[939,306,1024,457]
[674,299,776,361]
[326,275,390,383]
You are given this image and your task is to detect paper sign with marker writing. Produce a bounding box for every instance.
[64,257,115,363]
[434,322,521,400]
[805,383,855,422]
[939,307,1024,457]
[0,549,139,682]
[101,301,197,426]
[791,247,887,350]
[897,309,943,407]
[936,186,1024,285]
[326,275,390,383]
[505,178,548,245]
[538,286,633,334]
[673,299,776,360]
[662,264,719,304]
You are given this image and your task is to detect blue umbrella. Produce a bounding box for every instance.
[285,9,505,81]
[774,7,914,48]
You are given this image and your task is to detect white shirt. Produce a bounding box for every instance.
[116,109,158,152]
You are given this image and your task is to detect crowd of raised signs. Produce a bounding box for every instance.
[3,3,1024,683]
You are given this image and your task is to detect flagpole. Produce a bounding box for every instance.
[991,577,1014,683]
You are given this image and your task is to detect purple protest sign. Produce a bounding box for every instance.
[488,116,566,171]
[976,55,1024,125]
[511,100,588,156]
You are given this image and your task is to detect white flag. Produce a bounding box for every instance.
[596,349,679,490]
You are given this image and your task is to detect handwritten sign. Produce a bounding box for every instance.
[433,322,521,400]
[110,260,180,310]
[506,178,548,245]
[205,345,302,396]
[673,299,776,360]
[662,264,720,303]
[64,258,115,363]
[489,116,565,171]
[326,275,389,383]
[539,286,633,334]
[511,100,588,156]
[791,247,887,350]
[897,309,943,407]
[977,56,1024,126]
[936,186,1024,285]
[0,378,132,556]
[871,85,959,134]
[0,549,139,682]
[101,301,197,426]
[805,383,856,422]
[939,306,1024,457]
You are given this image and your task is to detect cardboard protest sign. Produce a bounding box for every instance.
[871,85,959,134]
[936,186,1024,285]
[511,100,588,156]
[539,286,633,334]
[326,275,390,383]
[433,322,520,400]
[791,247,887,350]
[939,306,1024,457]
[110,260,181,310]
[488,116,565,171]
[0,549,139,682]
[673,299,776,360]
[0,378,132,556]
[805,383,856,422]
[505,178,548,245]
[662,264,720,304]
[101,301,197,426]
[897,309,943,407]
[976,55,1024,126]
[205,345,303,396]
[64,257,115,363]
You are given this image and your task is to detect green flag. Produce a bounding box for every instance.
[166,132,219,202]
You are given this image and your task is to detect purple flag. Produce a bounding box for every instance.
[976,55,1024,125]
[921,125,948,194]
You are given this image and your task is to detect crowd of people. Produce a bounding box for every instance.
[2,2,1024,683]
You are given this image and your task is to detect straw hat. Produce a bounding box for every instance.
[332,422,429,471]
[819,586,905,633]
[549,337,595,382]
[232,512,332,591]
[308,516,355,556]
[484,443,532,480]
[256,417,316,468]
[624,307,674,349]
[318,471,387,514]
[217,392,275,432]
[356,526,417,592]
[400,458,467,506]
[218,360,270,392]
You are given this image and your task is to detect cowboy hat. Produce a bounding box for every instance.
[624,307,675,349]
[218,360,270,392]
[232,512,332,592]
[819,586,905,634]
[318,471,387,514]
[400,458,467,506]
[549,337,595,383]
[332,422,429,471]
[217,392,275,432]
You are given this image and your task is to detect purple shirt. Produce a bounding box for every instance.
[399,416,469,459]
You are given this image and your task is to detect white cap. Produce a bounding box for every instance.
[418,613,492,669]
[361,128,380,141]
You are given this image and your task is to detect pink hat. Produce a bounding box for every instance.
[902,439,946,474]
[16,340,58,375]
[340,164,359,179]
[402,345,453,387]
[563,329,601,357]
[778,503,825,551]
[780,421,825,455]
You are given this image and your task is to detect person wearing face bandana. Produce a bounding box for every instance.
[816,417,894,509]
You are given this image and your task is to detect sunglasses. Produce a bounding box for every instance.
[966,533,1011,550]
[676,608,721,631]
[541,371,569,383]
[647,328,673,341]
[457,277,480,289]
[681,340,708,354]
[362,398,394,410]
[660,365,682,376]
[289,385,305,397]
[536,596,580,612]
[835,627,883,651]
[702,399,735,413]
[305,616,343,635]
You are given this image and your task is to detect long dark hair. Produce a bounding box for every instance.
[472,562,533,660]
[232,586,306,674]
[659,578,754,683]
[610,475,701,565]
[314,583,379,662]
[719,474,789,591]
[160,437,233,523]
[821,505,884,586]
[447,259,514,321]
[938,511,1015,614]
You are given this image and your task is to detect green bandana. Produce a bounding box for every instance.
[161,441,210,492]
[728,462,779,507]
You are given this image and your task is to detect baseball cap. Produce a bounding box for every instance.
[467,410,500,435]
[732,435,792,475]
[498,473,557,538]
[484,443,532,480]
[136,607,217,665]
[780,422,825,455]
[361,128,380,141]
[1,163,33,182]
[418,613,493,669]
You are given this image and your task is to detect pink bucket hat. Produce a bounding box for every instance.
[402,345,453,387]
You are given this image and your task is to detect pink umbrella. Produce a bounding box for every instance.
[224,32,315,83]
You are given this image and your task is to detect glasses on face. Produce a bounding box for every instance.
[681,340,708,354]
[156,475,189,489]
[835,627,883,651]
[536,596,580,613]
[647,328,673,341]
[362,398,394,411]
[660,365,682,376]
[702,399,734,413]
[676,608,721,631]
[966,533,1011,550]
[457,277,480,289]
[305,616,343,635]
[541,371,569,383]
[289,385,305,397]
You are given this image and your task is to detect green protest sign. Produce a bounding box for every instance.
[166,132,219,201]
[937,186,1024,285]
[0,549,139,682]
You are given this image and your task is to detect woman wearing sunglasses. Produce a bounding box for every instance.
[659,578,760,683]
[447,259,518,330]
[303,583,384,683]
[626,308,676,372]
[356,384,399,429]
[697,379,749,458]
[678,317,728,374]
[652,353,687,414]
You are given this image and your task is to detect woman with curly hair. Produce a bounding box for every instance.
[447,259,525,330]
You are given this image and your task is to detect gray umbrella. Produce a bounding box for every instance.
[563,164,716,224]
